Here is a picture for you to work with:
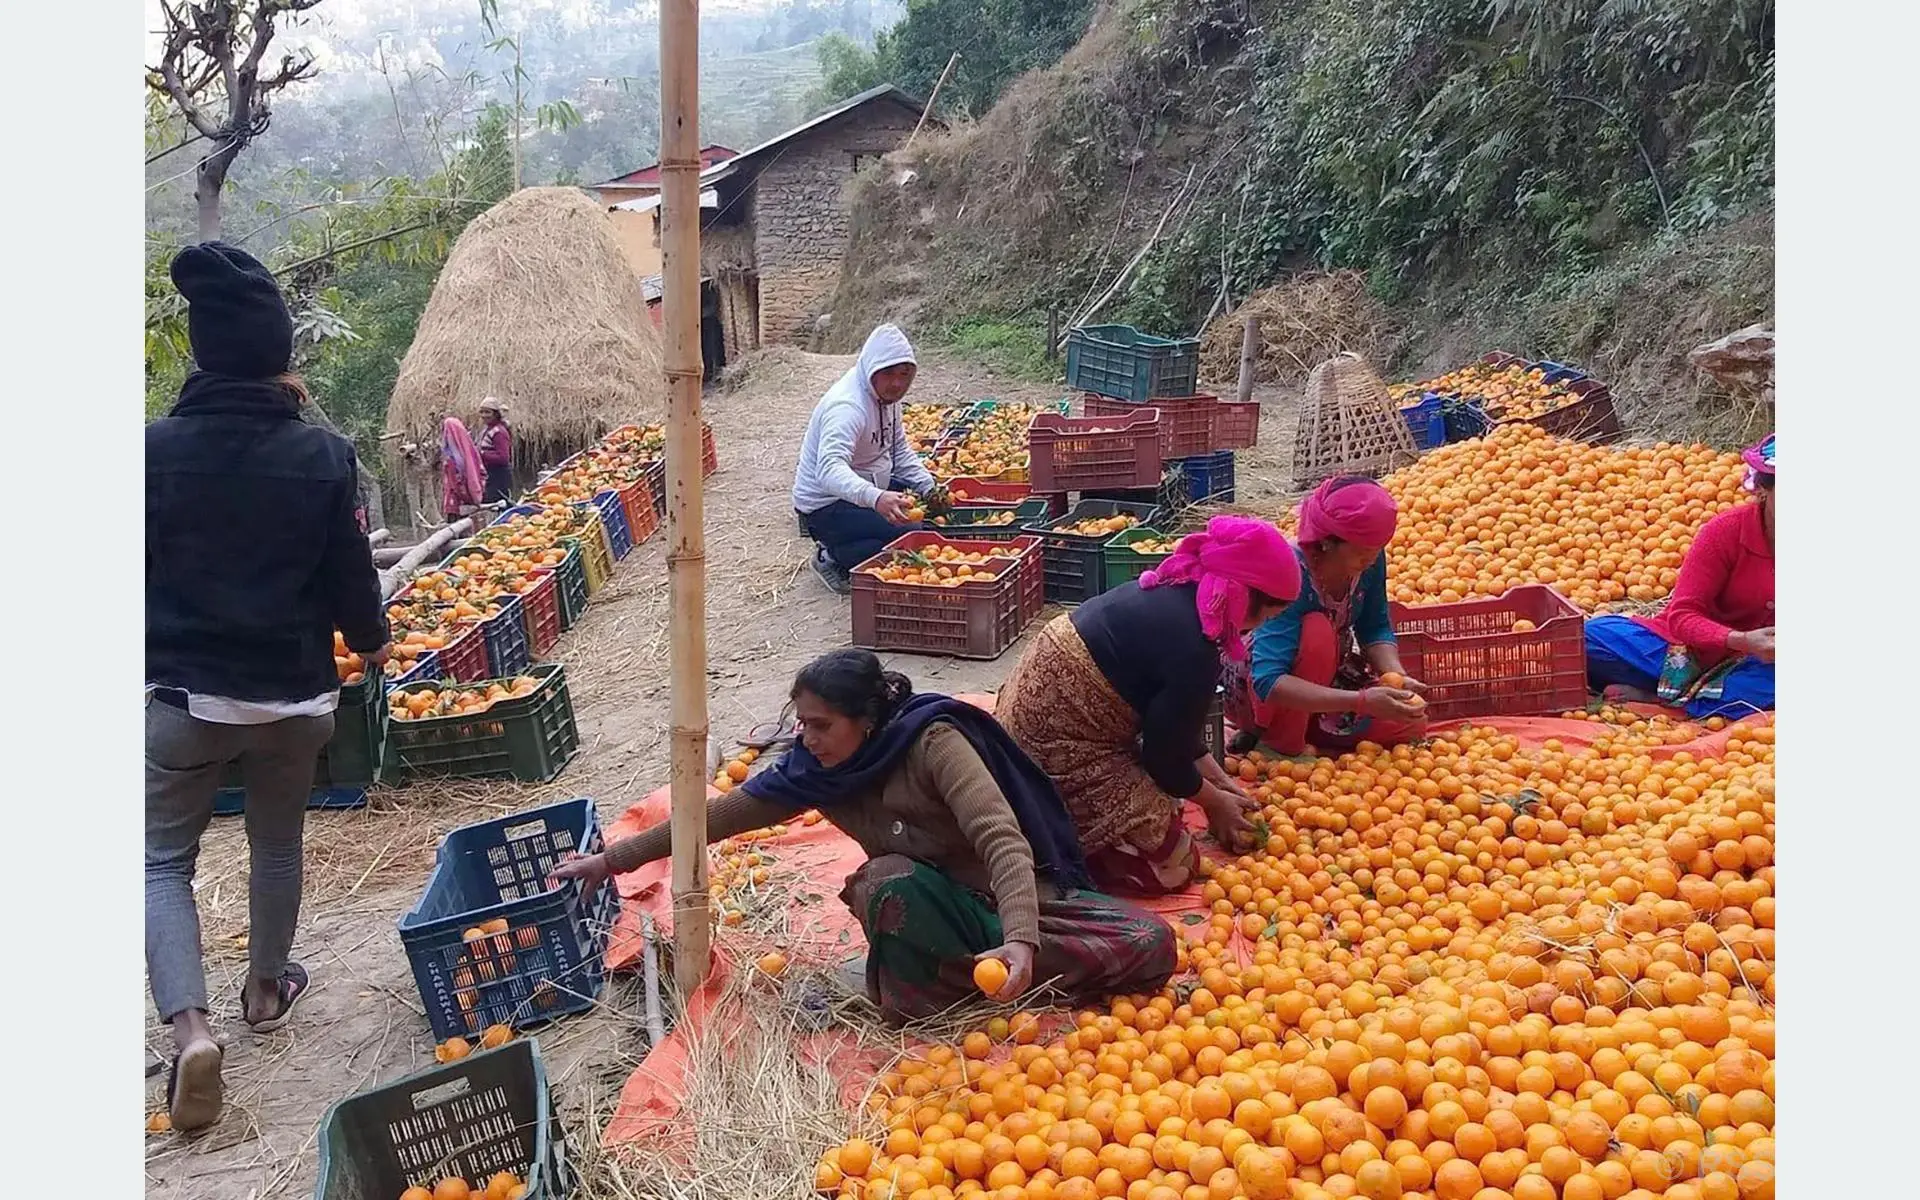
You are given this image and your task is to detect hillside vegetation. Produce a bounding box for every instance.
[825,0,1773,438]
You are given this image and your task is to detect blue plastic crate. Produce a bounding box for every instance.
[1441,397,1492,443]
[1401,392,1446,450]
[575,493,632,561]
[398,797,619,1040]
[1170,451,1236,504]
[1065,325,1201,402]
[482,592,531,679]
[387,650,443,692]
[1535,360,1588,385]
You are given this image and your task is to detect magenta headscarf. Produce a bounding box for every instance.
[441,416,484,514]
[1139,515,1302,663]
[1298,475,1398,548]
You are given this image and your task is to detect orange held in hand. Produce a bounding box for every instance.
[972,956,1010,995]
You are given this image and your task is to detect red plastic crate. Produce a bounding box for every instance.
[518,570,561,658]
[946,476,1030,505]
[1387,585,1587,720]
[1213,397,1261,450]
[883,532,1045,624]
[619,477,660,545]
[1027,410,1162,492]
[851,554,1030,660]
[438,625,492,684]
[1084,393,1215,459]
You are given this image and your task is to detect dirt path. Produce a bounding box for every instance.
[144,349,1304,1197]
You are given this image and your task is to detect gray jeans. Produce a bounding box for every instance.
[145,696,334,1022]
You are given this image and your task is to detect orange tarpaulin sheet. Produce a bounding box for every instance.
[599,707,1771,1150]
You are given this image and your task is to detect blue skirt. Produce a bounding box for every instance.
[1584,615,1774,720]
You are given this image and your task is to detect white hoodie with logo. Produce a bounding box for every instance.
[791,324,937,514]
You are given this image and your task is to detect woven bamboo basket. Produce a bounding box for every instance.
[1291,352,1419,490]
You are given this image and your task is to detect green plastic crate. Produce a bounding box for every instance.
[548,538,589,631]
[1066,324,1200,402]
[312,1039,573,1200]
[385,663,580,783]
[1103,527,1181,589]
[929,498,1053,540]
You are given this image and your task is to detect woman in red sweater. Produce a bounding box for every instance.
[1584,435,1774,719]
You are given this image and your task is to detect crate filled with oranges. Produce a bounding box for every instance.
[385,664,580,783]
[851,533,1044,660]
[399,796,618,1042]
[313,1040,572,1200]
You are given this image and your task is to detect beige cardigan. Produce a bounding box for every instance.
[602,722,1048,944]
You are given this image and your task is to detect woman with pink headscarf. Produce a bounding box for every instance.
[1227,476,1428,757]
[995,516,1301,894]
[440,415,484,524]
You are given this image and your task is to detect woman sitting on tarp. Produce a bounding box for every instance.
[549,648,1175,1023]
[1584,435,1775,719]
[1225,476,1430,757]
[995,516,1298,895]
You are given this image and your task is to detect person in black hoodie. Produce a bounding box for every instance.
[146,242,390,1132]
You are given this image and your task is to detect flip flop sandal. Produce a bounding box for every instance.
[167,1040,224,1132]
[241,962,310,1034]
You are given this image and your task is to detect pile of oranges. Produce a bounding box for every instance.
[934,510,1023,529]
[1062,515,1140,537]
[1319,426,1747,611]
[1389,365,1578,422]
[1126,536,1181,555]
[907,403,971,455]
[929,405,1059,481]
[820,718,1775,1200]
[390,676,542,722]
[472,503,597,556]
[713,745,762,794]
[396,1170,528,1200]
[864,549,1009,588]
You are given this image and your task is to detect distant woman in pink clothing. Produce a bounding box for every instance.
[1584,434,1774,719]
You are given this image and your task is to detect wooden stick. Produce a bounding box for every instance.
[377,517,474,597]
[1237,316,1260,406]
[641,913,668,1049]
[906,53,959,150]
[660,0,712,1000]
[368,528,392,549]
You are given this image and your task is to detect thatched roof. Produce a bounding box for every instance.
[385,187,664,466]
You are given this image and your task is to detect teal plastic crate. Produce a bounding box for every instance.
[1065,324,1200,402]
[312,1040,574,1200]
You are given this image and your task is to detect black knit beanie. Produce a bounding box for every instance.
[169,241,295,379]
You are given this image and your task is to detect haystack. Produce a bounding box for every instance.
[385,187,664,470]
[1198,271,1398,388]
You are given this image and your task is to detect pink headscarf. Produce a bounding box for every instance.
[441,416,484,515]
[1298,476,1398,547]
[1741,434,1775,492]
[1139,515,1302,663]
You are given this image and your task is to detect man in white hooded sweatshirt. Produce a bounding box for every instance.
[793,324,937,592]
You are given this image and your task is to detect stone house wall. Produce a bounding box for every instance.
[750,101,920,347]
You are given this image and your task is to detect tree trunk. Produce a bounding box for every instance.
[194,143,239,241]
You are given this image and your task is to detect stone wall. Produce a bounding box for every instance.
[751,102,920,346]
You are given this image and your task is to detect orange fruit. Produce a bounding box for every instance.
[432,1180,472,1200]
[974,958,1011,996]
[479,1025,513,1050]
[435,1037,472,1063]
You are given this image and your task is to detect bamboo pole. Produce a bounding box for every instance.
[659,0,711,1000]
[906,53,958,151]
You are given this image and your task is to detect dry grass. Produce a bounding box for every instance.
[1198,271,1401,390]
[385,187,666,469]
